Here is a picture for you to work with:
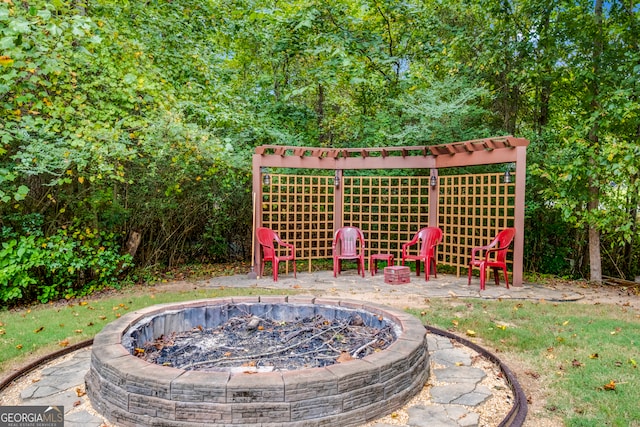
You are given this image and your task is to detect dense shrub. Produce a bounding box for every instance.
[0,222,131,305]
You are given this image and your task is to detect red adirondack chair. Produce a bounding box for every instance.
[257,227,296,281]
[467,228,516,290]
[401,227,443,281]
[332,226,366,277]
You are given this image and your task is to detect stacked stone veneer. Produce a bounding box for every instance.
[85,296,429,427]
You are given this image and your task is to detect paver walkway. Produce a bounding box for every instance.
[2,271,585,426]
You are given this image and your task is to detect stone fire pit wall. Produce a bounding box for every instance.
[85,296,429,427]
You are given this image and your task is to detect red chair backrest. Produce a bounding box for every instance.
[334,227,364,257]
[257,227,277,259]
[417,227,443,257]
[494,228,516,263]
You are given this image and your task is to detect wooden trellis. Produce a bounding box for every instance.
[438,173,515,276]
[261,175,335,264]
[342,176,431,258]
[253,136,528,285]
[260,173,515,276]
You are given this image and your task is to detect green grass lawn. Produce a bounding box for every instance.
[409,298,640,427]
[1,279,639,426]
[0,285,295,372]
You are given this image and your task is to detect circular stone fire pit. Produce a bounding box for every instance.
[86,296,429,426]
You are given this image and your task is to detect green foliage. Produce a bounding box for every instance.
[0,223,132,304]
[2,0,640,292]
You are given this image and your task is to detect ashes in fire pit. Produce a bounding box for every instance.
[86,297,429,427]
[135,312,396,371]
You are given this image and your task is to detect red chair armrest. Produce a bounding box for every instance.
[402,237,419,257]
[470,246,487,261]
[483,245,510,261]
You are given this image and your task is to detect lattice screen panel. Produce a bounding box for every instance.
[260,173,515,276]
[261,174,334,272]
[438,173,515,276]
[342,176,431,261]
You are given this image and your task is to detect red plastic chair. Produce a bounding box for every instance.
[332,226,366,277]
[467,228,516,290]
[257,227,296,281]
[401,227,443,281]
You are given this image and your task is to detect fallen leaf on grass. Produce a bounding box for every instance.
[16,344,22,349]
[34,326,44,333]
[629,358,637,368]
[466,329,476,337]
[59,339,70,347]
[603,380,617,391]
[589,353,599,359]
[571,359,584,368]
[524,370,540,379]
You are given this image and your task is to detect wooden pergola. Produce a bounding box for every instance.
[252,135,529,286]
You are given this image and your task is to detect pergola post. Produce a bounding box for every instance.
[429,168,439,228]
[333,169,344,236]
[512,146,527,287]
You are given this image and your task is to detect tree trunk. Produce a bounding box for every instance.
[316,83,327,144]
[588,195,602,283]
[623,181,638,276]
[587,0,604,283]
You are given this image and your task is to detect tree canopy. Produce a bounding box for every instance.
[1,0,639,304]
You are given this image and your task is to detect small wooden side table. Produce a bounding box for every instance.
[370,253,394,276]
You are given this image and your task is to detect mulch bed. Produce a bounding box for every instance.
[134,313,396,372]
